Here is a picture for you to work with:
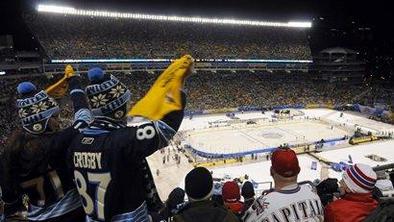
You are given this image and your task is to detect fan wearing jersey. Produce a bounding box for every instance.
[67,56,192,222]
[0,66,92,222]
[243,148,324,222]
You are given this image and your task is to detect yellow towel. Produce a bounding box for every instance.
[45,65,75,98]
[128,55,194,120]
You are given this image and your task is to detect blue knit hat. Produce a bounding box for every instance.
[85,68,131,119]
[16,82,60,134]
[241,181,255,199]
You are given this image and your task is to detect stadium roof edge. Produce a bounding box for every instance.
[37,4,312,28]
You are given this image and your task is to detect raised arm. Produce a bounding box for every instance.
[125,55,193,157]
[69,75,93,128]
[50,66,93,158]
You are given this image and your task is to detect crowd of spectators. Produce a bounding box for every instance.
[0,97,16,149]
[0,11,391,222]
[26,14,311,60]
[0,70,392,145]
[153,149,392,221]
[99,70,392,112]
[0,69,393,221]
[0,75,50,100]
[184,71,394,111]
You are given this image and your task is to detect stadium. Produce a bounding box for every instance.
[0,1,393,222]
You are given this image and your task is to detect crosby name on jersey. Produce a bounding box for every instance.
[73,152,102,170]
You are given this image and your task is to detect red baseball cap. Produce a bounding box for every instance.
[271,148,300,177]
[222,181,241,202]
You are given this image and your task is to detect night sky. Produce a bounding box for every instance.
[1,0,393,81]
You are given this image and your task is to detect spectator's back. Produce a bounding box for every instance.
[243,148,324,222]
[174,167,239,222]
[174,200,238,222]
[243,183,323,222]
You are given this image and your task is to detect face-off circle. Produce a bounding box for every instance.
[259,132,283,139]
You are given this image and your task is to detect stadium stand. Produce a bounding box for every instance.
[1,70,392,148]
[1,7,393,221]
[26,13,311,60]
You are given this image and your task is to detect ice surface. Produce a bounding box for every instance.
[180,109,394,183]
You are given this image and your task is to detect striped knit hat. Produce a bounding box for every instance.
[342,163,377,193]
[16,82,60,134]
[85,68,131,119]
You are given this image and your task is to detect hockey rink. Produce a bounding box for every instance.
[182,109,352,154]
[151,108,394,198]
[208,140,394,190]
[186,121,348,153]
[182,109,394,181]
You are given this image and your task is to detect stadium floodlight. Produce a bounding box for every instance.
[37,5,75,13]
[37,4,312,28]
[288,21,312,28]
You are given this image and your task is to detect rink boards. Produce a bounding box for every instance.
[186,119,348,154]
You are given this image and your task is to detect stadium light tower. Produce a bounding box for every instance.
[37,4,312,28]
